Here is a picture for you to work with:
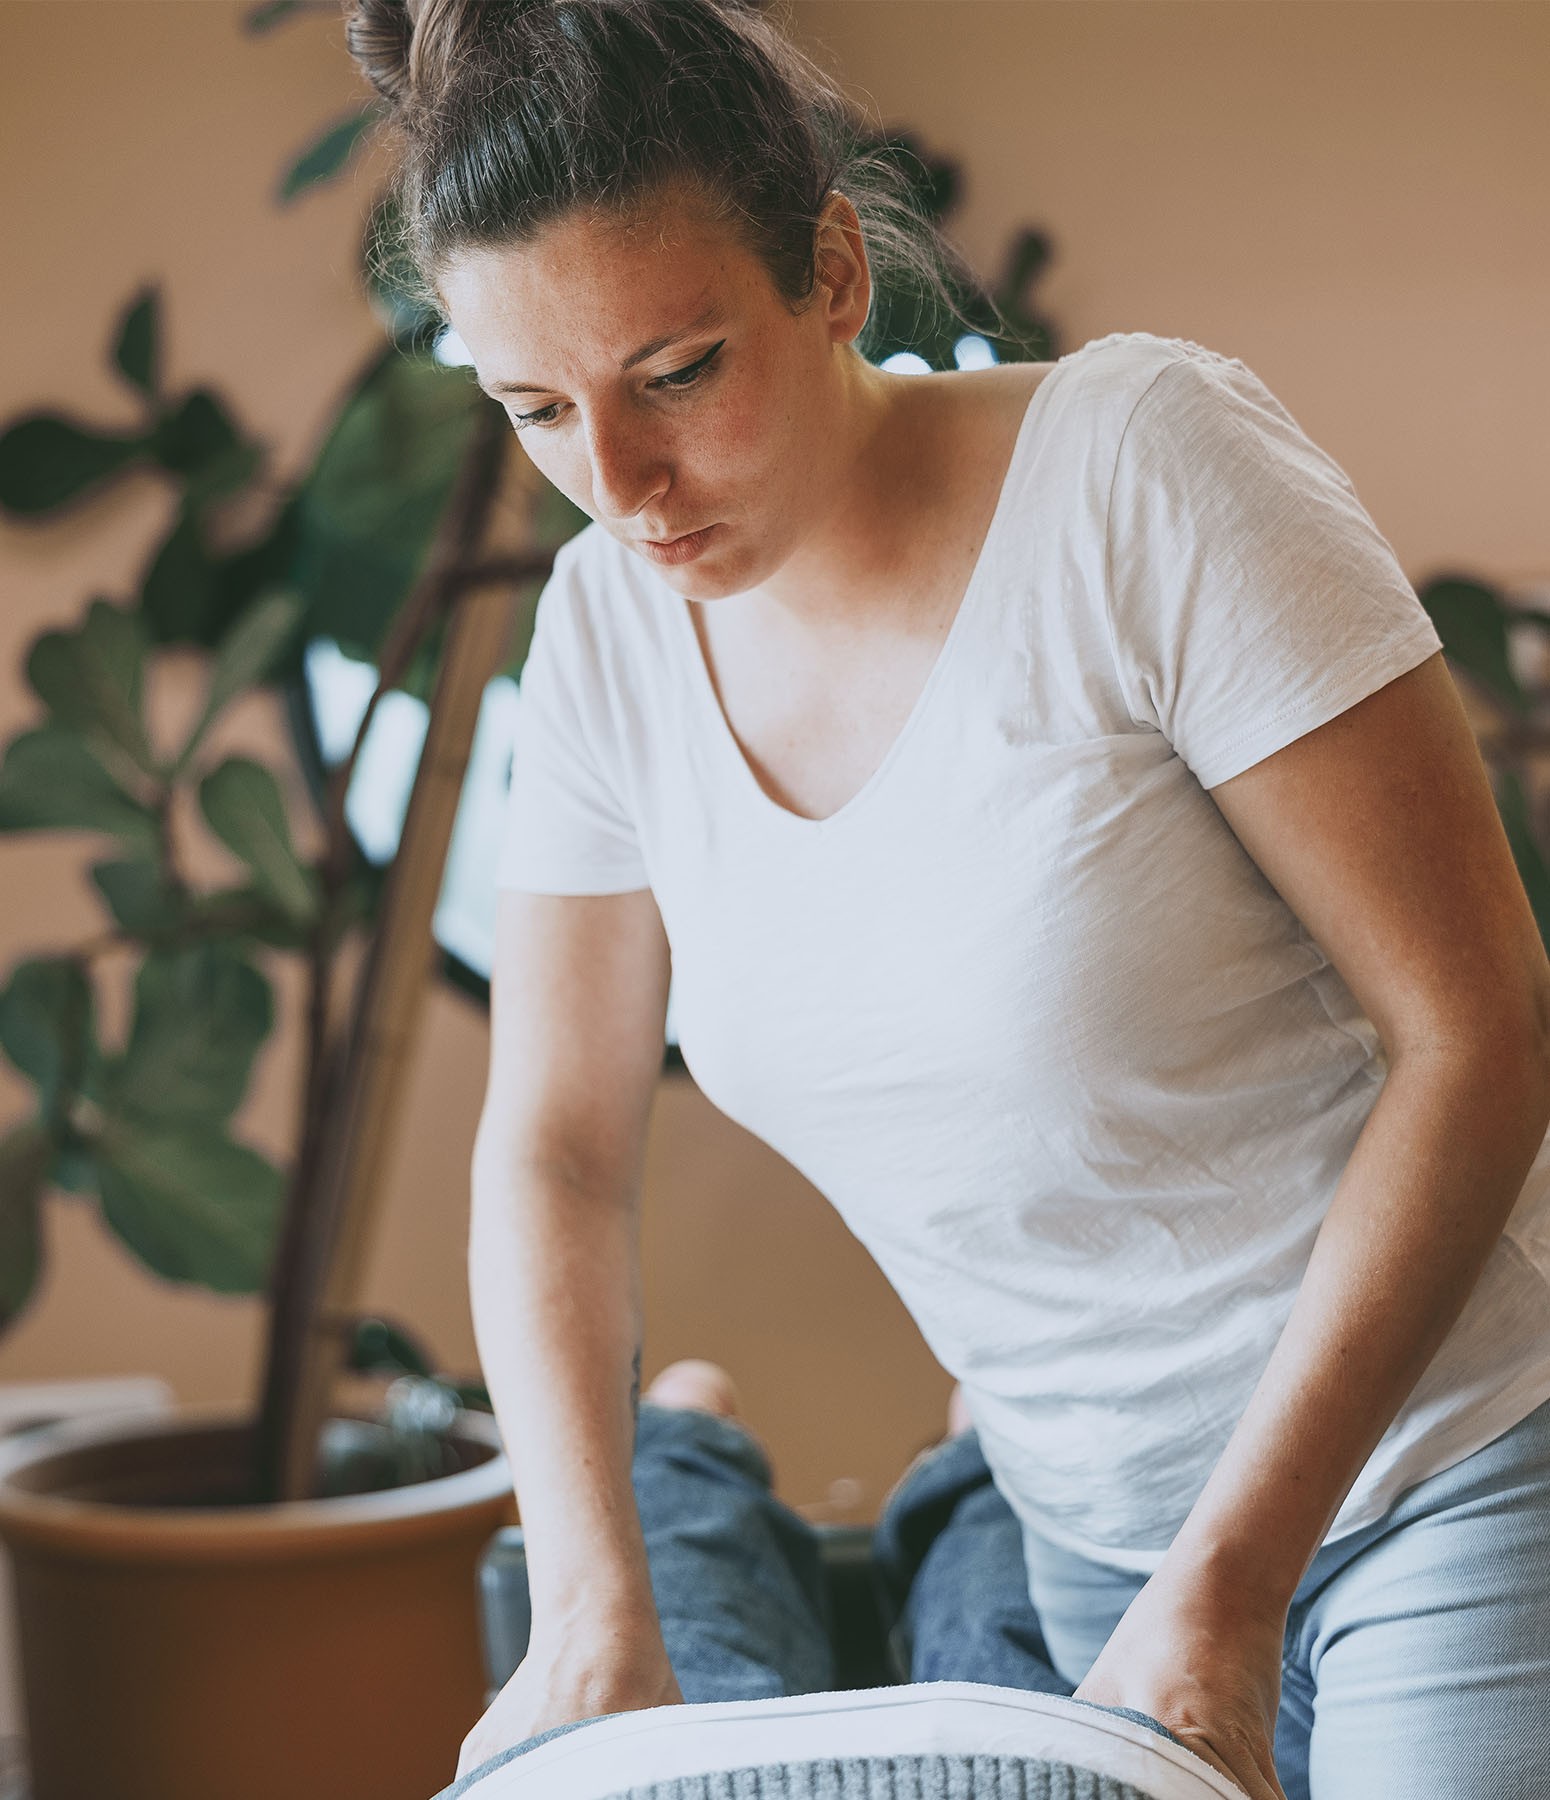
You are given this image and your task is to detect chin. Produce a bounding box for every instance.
[635,532,771,603]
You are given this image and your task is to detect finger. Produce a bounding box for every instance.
[1170,1728,1274,1800]
[1234,1729,1290,1800]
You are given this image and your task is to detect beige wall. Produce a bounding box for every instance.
[1,0,1546,1517]
[790,0,1550,588]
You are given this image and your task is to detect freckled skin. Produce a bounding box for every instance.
[435,191,909,615]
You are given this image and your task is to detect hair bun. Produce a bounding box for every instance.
[347,0,534,117]
[345,0,417,107]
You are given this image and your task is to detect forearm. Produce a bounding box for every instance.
[1170,1034,1550,1611]
[469,1127,656,1634]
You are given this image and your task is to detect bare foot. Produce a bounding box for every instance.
[644,1359,743,1421]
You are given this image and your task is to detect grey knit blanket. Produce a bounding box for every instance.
[616,1755,1152,1797]
[435,1705,1182,1798]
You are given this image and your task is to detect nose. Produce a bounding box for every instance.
[584,407,670,526]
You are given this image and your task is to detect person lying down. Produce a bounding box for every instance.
[434,1363,1246,1800]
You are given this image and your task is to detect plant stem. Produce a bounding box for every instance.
[250,398,547,1504]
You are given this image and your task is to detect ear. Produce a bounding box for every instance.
[812,191,872,346]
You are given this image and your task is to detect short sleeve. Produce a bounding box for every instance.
[494,545,649,894]
[1103,348,1444,790]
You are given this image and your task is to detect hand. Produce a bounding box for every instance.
[1072,1559,1290,1800]
[455,1608,684,1782]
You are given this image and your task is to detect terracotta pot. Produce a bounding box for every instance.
[0,1404,515,1800]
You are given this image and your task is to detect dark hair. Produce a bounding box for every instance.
[344,0,986,356]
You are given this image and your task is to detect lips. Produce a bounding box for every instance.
[636,523,720,567]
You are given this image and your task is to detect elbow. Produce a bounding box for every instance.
[1392,990,1550,1119]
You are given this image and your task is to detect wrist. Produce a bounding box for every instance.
[1156,1528,1301,1624]
[528,1587,667,1675]
[527,1557,660,1636]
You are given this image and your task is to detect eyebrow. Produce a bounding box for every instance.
[478,300,728,398]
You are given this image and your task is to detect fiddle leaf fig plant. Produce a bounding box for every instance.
[0,570,297,1321]
[0,282,488,1346]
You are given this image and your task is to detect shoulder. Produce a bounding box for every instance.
[1043,331,1256,439]
[1072,334,1311,472]
[1020,335,1341,544]
[916,333,1231,451]
[948,333,1229,508]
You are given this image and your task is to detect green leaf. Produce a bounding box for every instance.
[0,1124,51,1330]
[26,600,157,775]
[0,414,145,516]
[103,944,273,1125]
[140,502,219,645]
[209,499,306,648]
[1496,769,1550,953]
[292,350,482,659]
[90,858,178,935]
[113,290,159,398]
[1420,577,1525,716]
[0,726,159,852]
[177,593,304,771]
[184,885,314,950]
[149,389,243,480]
[95,1124,283,1292]
[280,108,378,203]
[0,958,93,1124]
[149,385,264,512]
[245,0,309,34]
[199,757,318,925]
[183,440,264,511]
[50,1135,96,1196]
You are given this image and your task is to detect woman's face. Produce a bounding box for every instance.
[437,193,871,600]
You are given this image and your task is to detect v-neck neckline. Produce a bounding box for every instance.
[673,364,1065,831]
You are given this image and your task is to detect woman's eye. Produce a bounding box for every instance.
[508,341,724,432]
[649,341,725,393]
[511,401,563,431]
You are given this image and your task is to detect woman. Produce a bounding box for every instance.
[344,3,1550,1797]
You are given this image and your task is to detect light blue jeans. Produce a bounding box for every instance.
[1018,1390,1550,1798]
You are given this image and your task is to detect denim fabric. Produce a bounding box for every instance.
[1016,1391,1550,1800]
[869,1427,1174,1747]
[435,1403,1182,1799]
[629,1401,837,1701]
[871,1429,1076,1694]
[633,1398,1170,1738]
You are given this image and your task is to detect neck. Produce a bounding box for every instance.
[748,357,942,641]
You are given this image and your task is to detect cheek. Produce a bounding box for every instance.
[513,429,594,512]
[699,377,799,490]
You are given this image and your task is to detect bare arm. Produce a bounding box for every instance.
[1075,653,1550,1800]
[1174,652,1550,1604]
[461,882,677,1763]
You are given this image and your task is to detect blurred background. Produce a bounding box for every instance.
[2,0,1547,1589]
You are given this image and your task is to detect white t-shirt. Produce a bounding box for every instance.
[495,331,1550,1572]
